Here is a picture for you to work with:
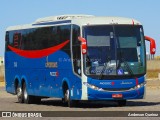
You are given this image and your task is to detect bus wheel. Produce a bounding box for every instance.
[16,85,24,103]
[23,82,33,104]
[64,88,76,108]
[117,100,127,107]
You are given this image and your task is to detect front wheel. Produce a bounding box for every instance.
[64,89,77,108]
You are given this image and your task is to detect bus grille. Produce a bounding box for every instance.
[102,88,131,91]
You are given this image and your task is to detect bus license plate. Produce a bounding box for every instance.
[112,94,123,98]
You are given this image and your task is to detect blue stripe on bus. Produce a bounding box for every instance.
[32,20,71,26]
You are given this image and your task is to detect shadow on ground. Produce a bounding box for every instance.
[19,98,160,108]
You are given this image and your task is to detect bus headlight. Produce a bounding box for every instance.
[83,82,103,91]
[133,81,146,90]
[137,85,141,88]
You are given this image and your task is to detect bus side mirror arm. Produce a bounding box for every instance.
[78,37,87,54]
[145,36,156,55]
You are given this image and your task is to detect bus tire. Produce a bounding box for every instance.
[117,100,127,107]
[23,82,33,104]
[16,85,24,103]
[64,88,77,108]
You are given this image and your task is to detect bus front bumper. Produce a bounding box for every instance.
[86,86,145,100]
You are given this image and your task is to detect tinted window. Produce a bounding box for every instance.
[6,25,71,51]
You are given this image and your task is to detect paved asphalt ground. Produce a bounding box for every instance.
[0,80,160,120]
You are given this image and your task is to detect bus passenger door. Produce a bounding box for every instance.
[71,25,82,99]
[72,25,81,76]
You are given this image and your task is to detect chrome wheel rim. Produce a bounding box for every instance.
[24,87,28,100]
[65,89,69,102]
[17,87,22,98]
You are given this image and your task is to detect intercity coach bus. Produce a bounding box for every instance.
[5,15,156,107]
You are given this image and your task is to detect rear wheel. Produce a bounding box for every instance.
[16,85,24,103]
[117,100,127,106]
[23,82,33,104]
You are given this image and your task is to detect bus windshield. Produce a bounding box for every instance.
[83,25,146,79]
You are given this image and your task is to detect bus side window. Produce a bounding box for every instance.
[72,25,81,75]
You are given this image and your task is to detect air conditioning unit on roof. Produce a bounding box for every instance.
[34,14,94,24]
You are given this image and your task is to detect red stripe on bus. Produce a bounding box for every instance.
[8,40,70,58]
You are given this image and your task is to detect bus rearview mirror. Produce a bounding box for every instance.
[78,37,87,54]
[145,36,156,55]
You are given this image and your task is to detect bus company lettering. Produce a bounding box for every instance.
[121,81,133,85]
[50,72,59,77]
[45,62,58,68]
[100,82,112,85]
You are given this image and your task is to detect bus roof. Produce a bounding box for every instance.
[6,15,142,31]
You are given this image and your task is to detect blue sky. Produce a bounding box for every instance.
[0,0,160,56]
